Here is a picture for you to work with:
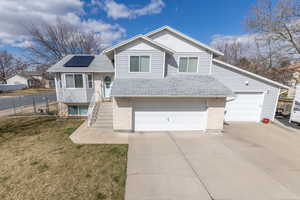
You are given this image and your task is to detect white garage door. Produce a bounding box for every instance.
[134,101,207,131]
[225,92,264,122]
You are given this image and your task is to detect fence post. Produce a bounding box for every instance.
[33,96,36,113]
[46,97,49,114]
[13,99,16,115]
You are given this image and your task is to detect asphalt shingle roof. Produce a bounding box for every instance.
[111,75,234,97]
[47,54,114,73]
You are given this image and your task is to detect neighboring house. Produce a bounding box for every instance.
[280,62,300,98]
[48,26,288,132]
[6,71,54,88]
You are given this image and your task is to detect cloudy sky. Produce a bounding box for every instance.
[0,0,257,55]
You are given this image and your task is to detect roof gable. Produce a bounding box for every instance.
[145,26,223,56]
[103,35,175,54]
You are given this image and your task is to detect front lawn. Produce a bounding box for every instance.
[0,88,55,96]
[0,116,128,200]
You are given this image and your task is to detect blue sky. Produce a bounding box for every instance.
[110,0,256,43]
[0,0,258,56]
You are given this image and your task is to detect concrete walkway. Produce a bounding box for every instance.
[126,127,300,200]
[70,122,128,144]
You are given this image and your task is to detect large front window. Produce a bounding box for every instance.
[130,56,150,72]
[179,57,198,72]
[65,74,84,88]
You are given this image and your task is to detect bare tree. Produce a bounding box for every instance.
[0,51,28,84]
[23,18,103,70]
[246,0,300,55]
[214,37,292,84]
[214,40,247,65]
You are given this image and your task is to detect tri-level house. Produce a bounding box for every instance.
[48,26,288,132]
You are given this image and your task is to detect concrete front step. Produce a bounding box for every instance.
[92,102,113,129]
[94,122,112,126]
[92,125,113,129]
[97,113,113,118]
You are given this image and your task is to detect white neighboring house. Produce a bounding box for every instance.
[48,26,289,132]
[7,71,43,88]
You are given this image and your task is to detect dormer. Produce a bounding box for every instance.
[104,35,174,79]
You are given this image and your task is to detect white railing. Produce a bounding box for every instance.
[87,90,100,127]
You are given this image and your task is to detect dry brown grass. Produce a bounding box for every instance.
[0,116,128,200]
[0,88,55,96]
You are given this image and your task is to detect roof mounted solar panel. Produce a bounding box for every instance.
[64,56,94,67]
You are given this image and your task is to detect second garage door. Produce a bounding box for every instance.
[225,92,264,122]
[134,101,207,131]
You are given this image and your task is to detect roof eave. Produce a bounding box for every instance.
[111,95,232,98]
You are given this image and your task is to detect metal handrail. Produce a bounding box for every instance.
[87,90,100,127]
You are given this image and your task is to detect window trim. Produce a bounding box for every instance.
[68,104,89,116]
[64,73,85,89]
[177,56,199,73]
[128,55,151,73]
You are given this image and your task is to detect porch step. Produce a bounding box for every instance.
[92,124,113,129]
[91,101,113,129]
[94,119,112,125]
[103,98,112,102]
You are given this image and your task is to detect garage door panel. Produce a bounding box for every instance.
[225,92,264,122]
[134,101,207,131]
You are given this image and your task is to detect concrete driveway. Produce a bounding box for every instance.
[125,123,300,200]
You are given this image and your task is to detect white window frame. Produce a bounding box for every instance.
[177,56,199,73]
[67,104,89,116]
[128,55,151,73]
[64,73,85,89]
[87,73,93,89]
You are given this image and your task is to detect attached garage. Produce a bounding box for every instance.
[111,75,234,132]
[212,59,289,121]
[134,101,207,131]
[225,92,264,122]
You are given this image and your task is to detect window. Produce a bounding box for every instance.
[179,57,198,72]
[65,74,83,88]
[130,56,150,72]
[68,105,88,116]
[87,74,93,88]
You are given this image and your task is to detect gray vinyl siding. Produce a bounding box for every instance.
[116,50,164,79]
[57,88,94,103]
[56,72,96,103]
[165,51,212,76]
[211,62,280,120]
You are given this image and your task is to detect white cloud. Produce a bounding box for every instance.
[211,34,258,47]
[0,0,126,49]
[210,33,262,58]
[101,0,165,19]
[210,33,296,62]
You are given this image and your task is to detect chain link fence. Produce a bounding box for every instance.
[0,92,57,116]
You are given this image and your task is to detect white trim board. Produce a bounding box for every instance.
[213,59,289,89]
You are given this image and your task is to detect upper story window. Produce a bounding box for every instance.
[178,57,198,73]
[65,74,83,88]
[130,56,150,72]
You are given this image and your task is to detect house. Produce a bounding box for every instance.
[280,62,300,98]
[48,26,288,132]
[6,71,54,88]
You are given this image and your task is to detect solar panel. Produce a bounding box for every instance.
[64,56,95,67]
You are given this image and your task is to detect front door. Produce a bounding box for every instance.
[104,76,112,98]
